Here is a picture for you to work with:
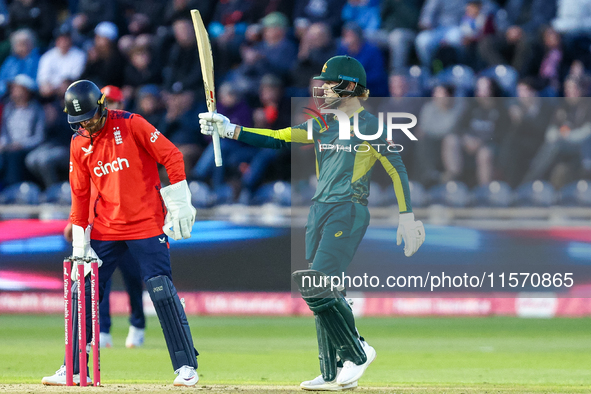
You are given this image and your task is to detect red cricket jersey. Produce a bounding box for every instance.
[69,109,185,240]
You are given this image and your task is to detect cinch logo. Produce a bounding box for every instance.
[113,127,123,145]
[93,157,130,177]
[150,129,161,143]
[306,109,418,142]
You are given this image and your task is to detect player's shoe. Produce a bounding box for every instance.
[41,365,92,386]
[336,341,376,385]
[125,325,145,348]
[173,365,198,386]
[300,373,357,391]
[100,332,113,348]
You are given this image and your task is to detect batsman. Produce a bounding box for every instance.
[42,80,199,386]
[200,55,426,390]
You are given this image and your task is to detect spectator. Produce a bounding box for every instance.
[460,0,495,68]
[37,24,86,99]
[162,16,202,92]
[447,76,509,186]
[478,0,556,76]
[293,0,346,37]
[0,74,44,187]
[337,22,388,97]
[101,85,125,109]
[252,12,298,79]
[8,0,55,47]
[523,75,591,187]
[123,44,162,89]
[81,21,125,87]
[253,74,290,129]
[380,0,421,71]
[71,0,118,36]
[415,84,465,186]
[341,0,381,36]
[415,0,465,68]
[241,74,290,196]
[192,82,256,190]
[159,86,206,181]
[121,1,167,31]
[499,77,551,187]
[249,0,293,22]
[538,27,564,92]
[0,28,39,98]
[208,0,252,79]
[377,73,424,174]
[163,0,213,27]
[135,84,165,127]
[290,22,336,89]
[25,79,71,189]
[552,0,591,68]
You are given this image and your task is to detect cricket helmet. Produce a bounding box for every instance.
[64,80,107,135]
[313,55,367,109]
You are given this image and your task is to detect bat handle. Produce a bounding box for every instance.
[213,128,222,167]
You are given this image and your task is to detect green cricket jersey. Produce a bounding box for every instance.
[237,106,412,213]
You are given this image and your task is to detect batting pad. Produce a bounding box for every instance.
[146,275,198,370]
[315,314,338,381]
[292,270,367,365]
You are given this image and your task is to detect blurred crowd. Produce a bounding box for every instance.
[0,0,591,206]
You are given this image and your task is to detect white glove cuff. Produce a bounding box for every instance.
[160,180,191,203]
[72,224,86,249]
[399,212,415,224]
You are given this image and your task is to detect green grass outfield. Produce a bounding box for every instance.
[1,315,590,393]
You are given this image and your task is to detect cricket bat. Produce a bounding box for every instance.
[191,9,222,167]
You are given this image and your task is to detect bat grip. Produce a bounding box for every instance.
[213,131,222,167]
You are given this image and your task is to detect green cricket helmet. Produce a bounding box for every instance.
[313,55,367,109]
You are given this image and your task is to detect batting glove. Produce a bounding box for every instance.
[71,224,102,278]
[160,180,197,240]
[396,213,425,257]
[198,112,236,139]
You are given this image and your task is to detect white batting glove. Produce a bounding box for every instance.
[198,112,236,139]
[160,180,196,240]
[71,224,102,279]
[396,213,425,257]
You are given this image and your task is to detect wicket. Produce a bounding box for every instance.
[63,257,100,386]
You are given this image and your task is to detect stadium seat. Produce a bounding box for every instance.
[431,65,475,96]
[292,180,315,206]
[406,65,430,96]
[189,181,215,208]
[428,181,471,207]
[0,182,41,205]
[473,181,512,207]
[409,181,428,208]
[367,182,384,207]
[252,181,291,206]
[559,180,591,206]
[42,182,72,205]
[514,180,556,207]
[213,184,235,205]
[478,65,518,96]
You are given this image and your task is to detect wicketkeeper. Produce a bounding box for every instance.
[42,80,199,386]
[199,55,426,390]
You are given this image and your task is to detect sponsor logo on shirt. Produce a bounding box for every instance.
[81,145,93,156]
[150,129,161,143]
[113,127,123,145]
[93,157,130,177]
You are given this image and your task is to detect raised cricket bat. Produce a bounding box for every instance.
[191,9,222,167]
